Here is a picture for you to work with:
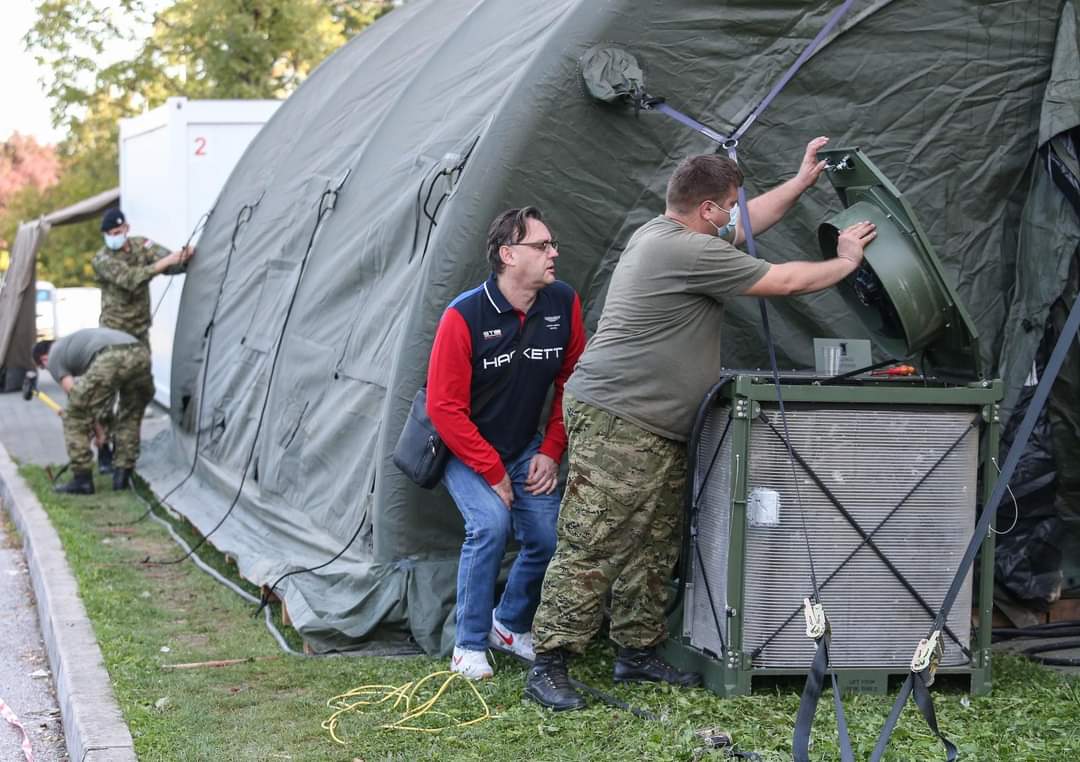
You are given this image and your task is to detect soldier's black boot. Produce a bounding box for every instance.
[97,441,114,474]
[613,646,702,687]
[55,470,95,495]
[112,467,132,491]
[524,649,586,711]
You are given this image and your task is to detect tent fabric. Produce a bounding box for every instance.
[138,0,1072,655]
[0,187,120,389]
[41,187,121,227]
[0,223,46,388]
[995,0,1080,548]
[998,3,1080,416]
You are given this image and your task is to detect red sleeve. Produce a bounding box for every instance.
[538,292,586,463]
[426,308,506,485]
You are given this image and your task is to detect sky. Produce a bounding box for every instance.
[1,1,64,144]
[1,0,156,146]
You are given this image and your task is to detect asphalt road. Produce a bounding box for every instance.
[0,514,68,762]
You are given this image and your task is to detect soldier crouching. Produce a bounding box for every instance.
[32,328,154,495]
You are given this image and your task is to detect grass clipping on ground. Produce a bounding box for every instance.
[17,465,1080,761]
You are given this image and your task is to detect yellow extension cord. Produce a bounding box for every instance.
[323,669,494,742]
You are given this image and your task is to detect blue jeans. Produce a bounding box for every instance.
[443,436,561,651]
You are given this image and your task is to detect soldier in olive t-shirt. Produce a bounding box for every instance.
[33,327,154,495]
[566,214,769,441]
[526,144,877,711]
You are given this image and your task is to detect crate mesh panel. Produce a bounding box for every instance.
[687,411,733,657]
[691,404,976,670]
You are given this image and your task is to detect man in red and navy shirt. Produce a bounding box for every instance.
[427,206,585,680]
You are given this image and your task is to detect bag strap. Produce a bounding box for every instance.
[471,312,541,415]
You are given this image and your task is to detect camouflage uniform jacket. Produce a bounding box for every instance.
[92,236,183,345]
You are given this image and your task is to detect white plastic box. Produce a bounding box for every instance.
[119,97,280,405]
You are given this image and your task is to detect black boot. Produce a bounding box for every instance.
[55,470,95,495]
[524,649,586,711]
[112,467,132,491]
[613,646,702,687]
[97,442,114,474]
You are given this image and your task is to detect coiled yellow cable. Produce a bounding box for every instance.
[323,670,493,741]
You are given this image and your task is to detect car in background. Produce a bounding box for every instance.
[35,280,56,340]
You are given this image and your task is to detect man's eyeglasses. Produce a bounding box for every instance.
[507,239,559,252]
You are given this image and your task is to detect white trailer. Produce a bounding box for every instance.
[54,287,102,338]
[119,97,280,406]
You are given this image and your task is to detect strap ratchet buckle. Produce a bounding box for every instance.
[803,598,827,640]
[910,630,944,684]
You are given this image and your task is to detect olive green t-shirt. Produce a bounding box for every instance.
[47,327,139,381]
[566,215,770,442]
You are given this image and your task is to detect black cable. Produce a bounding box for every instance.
[145,183,344,565]
[122,202,258,528]
[1017,639,1080,667]
[815,356,902,386]
[150,211,213,320]
[124,475,303,655]
[254,517,366,616]
[411,136,480,264]
[992,621,1080,641]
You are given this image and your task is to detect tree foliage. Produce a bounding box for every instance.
[0,133,60,216]
[7,0,392,286]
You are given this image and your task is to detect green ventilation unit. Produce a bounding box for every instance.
[816,147,983,380]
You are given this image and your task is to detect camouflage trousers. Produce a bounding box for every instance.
[532,395,686,654]
[94,327,151,434]
[64,344,154,471]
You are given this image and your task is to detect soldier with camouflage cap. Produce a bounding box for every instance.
[95,206,194,347]
[32,328,155,495]
[525,139,877,710]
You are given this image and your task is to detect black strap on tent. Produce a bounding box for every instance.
[870,285,1080,761]
[145,175,349,566]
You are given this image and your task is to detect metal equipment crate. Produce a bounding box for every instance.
[661,373,1001,696]
[661,147,1004,696]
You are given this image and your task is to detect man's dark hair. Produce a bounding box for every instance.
[665,155,744,214]
[486,206,545,274]
[32,340,53,368]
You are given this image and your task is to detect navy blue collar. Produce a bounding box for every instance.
[483,274,515,315]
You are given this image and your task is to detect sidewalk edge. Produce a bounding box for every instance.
[0,442,137,762]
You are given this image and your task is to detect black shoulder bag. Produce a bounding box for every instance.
[393,315,538,489]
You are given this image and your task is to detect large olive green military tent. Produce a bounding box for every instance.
[138,0,1080,655]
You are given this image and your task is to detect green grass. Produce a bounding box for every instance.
[16,464,1080,761]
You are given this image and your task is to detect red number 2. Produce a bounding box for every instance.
[194,137,207,156]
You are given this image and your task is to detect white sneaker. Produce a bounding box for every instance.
[451,646,493,680]
[488,613,536,661]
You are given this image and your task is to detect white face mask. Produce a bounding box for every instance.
[710,202,739,241]
[103,233,127,250]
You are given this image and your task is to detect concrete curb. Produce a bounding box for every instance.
[0,442,137,762]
